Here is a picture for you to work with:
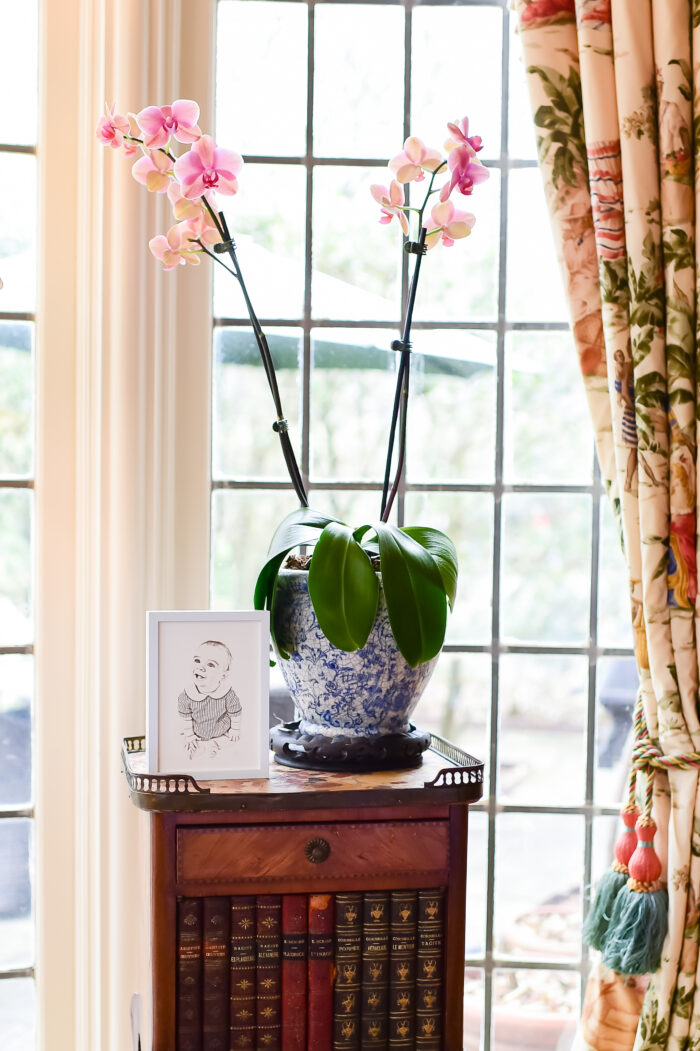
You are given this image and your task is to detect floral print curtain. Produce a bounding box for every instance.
[517,1,700,1048]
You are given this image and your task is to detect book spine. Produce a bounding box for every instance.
[308,893,335,1050]
[388,891,417,1050]
[177,896,203,1051]
[229,896,257,1051]
[333,892,362,1051]
[202,896,231,1051]
[415,889,445,1051]
[256,895,282,1050]
[360,892,389,1050]
[281,894,308,1051]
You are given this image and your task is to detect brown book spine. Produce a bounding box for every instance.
[415,889,444,1050]
[333,893,362,1051]
[177,897,203,1051]
[308,893,334,1050]
[361,892,389,1050]
[388,891,417,1050]
[256,895,282,1050]
[281,894,307,1051]
[229,896,256,1051]
[203,897,230,1051]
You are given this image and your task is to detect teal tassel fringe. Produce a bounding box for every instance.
[601,885,668,975]
[582,867,628,951]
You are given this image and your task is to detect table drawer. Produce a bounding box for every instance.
[177,820,449,887]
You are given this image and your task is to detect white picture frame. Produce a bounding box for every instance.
[146,610,270,780]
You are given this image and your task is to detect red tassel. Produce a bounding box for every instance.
[613,806,639,872]
[628,818,662,886]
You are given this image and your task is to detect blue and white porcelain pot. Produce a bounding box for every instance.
[272,569,438,738]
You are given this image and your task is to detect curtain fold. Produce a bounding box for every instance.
[517,1,700,1048]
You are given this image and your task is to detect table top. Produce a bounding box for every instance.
[122,734,484,814]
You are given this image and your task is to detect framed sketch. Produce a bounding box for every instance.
[146,610,270,780]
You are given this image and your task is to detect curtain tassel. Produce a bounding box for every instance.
[583,803,639,951]
[601,815,667,975]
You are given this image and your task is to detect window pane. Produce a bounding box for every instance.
[595,655,635,805]
[0,155,37,313]
[493,969,579,1050]
[412,652,490,769]
[305,488,381,527]
[405,493,494,645]
[412,6,502,155]
[213,164,306,320]
[495,814,583,961]
[464,816,488,960]
[498,654,587,806]
[464,968,484,1051]
[597,496,634,649]
[211,489,295,608]
[0,654,32,807]
[216,1,307,156]
[504,330,592,485]
[0,977,36,1051]
[0,820,33,969]
[312,166,401,320]
[0,489,33,646]
[501,492,591,644]
[310,329,398,482]
[507,167,568,322]
[213,327,301,480]
[407,331,496,485]
[313,5,404,159]
[0,322,34,477]
[0,0,38,146]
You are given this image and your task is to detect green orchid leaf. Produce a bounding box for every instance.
[308,522,379,651]
[401,526,458,610]
[373,521,447,667]
[253,507,342,611]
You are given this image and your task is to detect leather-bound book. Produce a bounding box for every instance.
[360,891,389,1049]
[415,889,444,1050]
[281,894,307,1051]
[333,892,362,1050]
[229,896,256,1051]
[256,895,283,1050]
[308,893,334,1050]
[177,896,203,1051]
[202,896,230,1051]
[388,891,417,1050]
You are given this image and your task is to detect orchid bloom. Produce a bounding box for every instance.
[446,117,483,156]
[439,145,489,202]
[167,180,206,221]
[131,148,173,193]
[182,211,222,248]
[136,100,202,149]
[95,103,131,150]
[389,137,444,184]
[370,181,409,235]
[425,200,476,249]
[174,135,243,199]
[149,224,202,269]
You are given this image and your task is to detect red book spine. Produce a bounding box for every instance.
[308,893,335,1050]
[281,894,308,1051]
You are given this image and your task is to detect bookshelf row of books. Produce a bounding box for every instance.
[176,886,446,1051]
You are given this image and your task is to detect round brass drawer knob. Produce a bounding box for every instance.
[305,837,331,864]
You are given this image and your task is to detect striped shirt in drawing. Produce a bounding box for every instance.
[178,687,242,740]
[588,141,625,261]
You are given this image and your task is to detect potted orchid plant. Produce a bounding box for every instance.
[97,100,488,766]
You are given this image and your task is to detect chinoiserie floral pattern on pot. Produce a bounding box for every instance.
[272,570,438,738]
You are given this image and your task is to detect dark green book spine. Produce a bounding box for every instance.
[388,891,417,1050]
[256,894,282,1050]
[333,892,362,1050]
[360,891,389,1050]
[229,896,256,1051]
[415,889,445,1050]
[176,897,203,1051]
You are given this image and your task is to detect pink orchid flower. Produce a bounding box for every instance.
[95,103,131,150]
[425,200,476,249]
[132,149,173,193]
[370,181,409,235]
[174,135,243,199]
[446,117,483,156]
[182,212,221,248]
[167,181,205,221]
[136,100,202,149]
[439,145,489,202]
[389,137,444,184]
[149,224,202,269]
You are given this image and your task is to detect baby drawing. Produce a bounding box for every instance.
[178,639,242,759]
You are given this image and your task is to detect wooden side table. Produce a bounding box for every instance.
[122,736,483,1050]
